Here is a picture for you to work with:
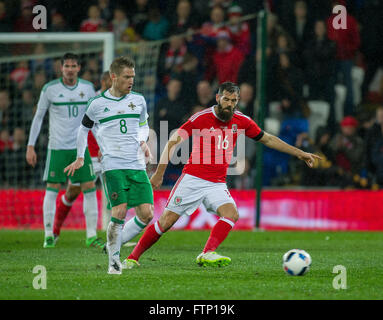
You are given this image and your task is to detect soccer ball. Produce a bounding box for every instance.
[282,249,311,276]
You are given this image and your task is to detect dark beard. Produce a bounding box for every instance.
[216,103,234,122]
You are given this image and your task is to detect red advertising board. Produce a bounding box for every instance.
[1,189,383,230]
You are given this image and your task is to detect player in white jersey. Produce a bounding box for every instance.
[53,71,113,242]
[64,56,154,275]
[26,53,103,249]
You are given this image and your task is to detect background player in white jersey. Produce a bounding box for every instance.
[53,71,112,243]
[26,53,103,249]
[124,82,322,268]
[64,56,154,275]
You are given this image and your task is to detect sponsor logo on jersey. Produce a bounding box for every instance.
[59,94,64,98]
[209,127,215,132]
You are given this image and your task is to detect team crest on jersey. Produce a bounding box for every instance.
[174,196,182,205]
[128,102,136,110]
[79,91,85,98]
[111,192,118,200]
[59,94,64,98]
[232,124,238,133]
[50,171,55,177]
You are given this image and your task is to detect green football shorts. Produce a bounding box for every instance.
[103,169,154,208]
[43,148,95,184]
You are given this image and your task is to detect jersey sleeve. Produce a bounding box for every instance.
[138,97,149,142]
[245,118,264,141]
[27,87,50,146]
[84,98,98,123]
[177,119,195,140]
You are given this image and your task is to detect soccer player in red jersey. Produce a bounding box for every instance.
[123,82,321,268]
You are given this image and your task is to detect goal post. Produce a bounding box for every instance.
[0,32,114,71]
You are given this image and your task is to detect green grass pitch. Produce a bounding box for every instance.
[0,230,382,300]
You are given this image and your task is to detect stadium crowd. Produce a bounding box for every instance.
[1,0,383,190]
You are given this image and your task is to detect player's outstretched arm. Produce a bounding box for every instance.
[259,131,322,168]
[150,131,184,189]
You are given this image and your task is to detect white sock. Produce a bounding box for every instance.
[107,218,123,265]
[121,216,147,244]
[43,188,58,238]
[83,189,98,239]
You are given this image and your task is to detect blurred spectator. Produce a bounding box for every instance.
[50,12,68,32]
[30,43,54,77]
[0,0,11,32]
[52,58,62,79]
[80,5,106,32]
[200,5,228,80]
[226,4,251,56]
[9,89,34,131]
[273,32,298,65]
[98,0,114,22]
[211,30,245,84]
[267,12,288,55]
[110,7,129,41]
[177,53,200,105]
[0,89,11,129]
[273,53,305,118]
[303,19,336,126]
[169,0,196,33]
[297,126,342,186]
[194,80,216,108]
[24,69,47,100]
[329,116,365,180]
[158,31,188,85]
[282,0,313,67]
[10,61,30,90]
[128,0,150,37]
[13,0,37,33]
[154,78,188,134]
[0,128,12,153]
[357,110,375,141]
[4,127,31,187]
[120,26,141,43]
[237,82,255,119]
[96,71,112,94]
[327,0,360,116]
[142,7,169,40]
[365,106,383,178]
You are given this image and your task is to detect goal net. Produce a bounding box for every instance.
[0,32,161,229]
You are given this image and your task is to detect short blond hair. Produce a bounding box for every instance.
[109,56,135,75]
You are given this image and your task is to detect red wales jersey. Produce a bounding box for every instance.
[87,131,100,157]
[178,106,264,183]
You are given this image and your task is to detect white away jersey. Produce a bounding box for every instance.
[28,78,96,149]
[85,90,149,171]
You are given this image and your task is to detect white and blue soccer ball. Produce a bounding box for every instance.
[282,249,312,276]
